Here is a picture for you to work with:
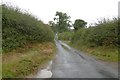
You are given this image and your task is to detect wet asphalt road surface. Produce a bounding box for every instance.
[51,40,118,78]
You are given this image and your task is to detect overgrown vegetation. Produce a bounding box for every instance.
[59,18,119,61]
[49,11,72,33]
[2,4,56,78]
[73,19,87,30]
[2,42,55,78]
[58,31,73,41]
[2,4,54,52]
[0,5,2,80]
[71,18,118,47]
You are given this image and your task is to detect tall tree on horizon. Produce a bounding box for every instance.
[73,19,87,30]
[54,11,71,33]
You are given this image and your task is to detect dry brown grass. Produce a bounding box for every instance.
[2,42,55,78]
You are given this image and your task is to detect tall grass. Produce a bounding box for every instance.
[70,18,118,61]
[59,18,119,61]
[2,4,54,52]
[2,42,55,78]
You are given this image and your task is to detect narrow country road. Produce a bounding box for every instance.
[50,40,118,78]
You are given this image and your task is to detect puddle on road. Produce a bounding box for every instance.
[35,61,53,78]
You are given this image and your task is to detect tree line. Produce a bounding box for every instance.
[49,11,118,48]
[49,11,87,33]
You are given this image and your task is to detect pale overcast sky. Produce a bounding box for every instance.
[2,0,119,26]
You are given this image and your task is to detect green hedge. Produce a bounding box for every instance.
[2,5,54,52]
[58,31,73,41]
[71,18,118,47]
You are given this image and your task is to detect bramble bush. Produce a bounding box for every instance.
[2,4,54,52]
[71,18,118,47]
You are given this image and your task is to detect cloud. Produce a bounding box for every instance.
[3,0,119,25]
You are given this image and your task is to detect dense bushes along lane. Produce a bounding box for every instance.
[2,4,54,52]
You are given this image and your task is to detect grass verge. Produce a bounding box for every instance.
[66,41,118,62]
[2,42,56,78]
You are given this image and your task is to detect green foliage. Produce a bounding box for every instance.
[49,21,57,33]
[72,18,118,47]
[54,11,71,33]
[58,31,73,41]
[70,43,118,62]
[73,19,87,30]
[2,42,55,78]
[70,18,118,61]
[2,4,54,52]
[118,18,120,48]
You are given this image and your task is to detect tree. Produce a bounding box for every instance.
[54,11,71,33]
[73,19,87,30]
[48,21,57,32]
